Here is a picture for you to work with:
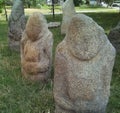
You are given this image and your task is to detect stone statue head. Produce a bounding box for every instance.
[66,14,107,60]
[11,0,24,21]
[25,12,48,41]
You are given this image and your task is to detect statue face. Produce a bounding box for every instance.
[66,14,106,60]
[26,23,41,41]
[25,12,48,41]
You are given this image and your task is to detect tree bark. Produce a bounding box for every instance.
[52,0,55,19]
[3,1,8,21]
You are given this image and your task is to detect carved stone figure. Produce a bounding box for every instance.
[8,0,26,51]
[61,0,76,35]
[108,21,120,52]
[54,14,116,113]
[21,12,53,82]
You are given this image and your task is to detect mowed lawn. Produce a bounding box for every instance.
[0,12,120,113]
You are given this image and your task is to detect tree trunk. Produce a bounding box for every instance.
[3,2,8,21]
[52,0,55,19]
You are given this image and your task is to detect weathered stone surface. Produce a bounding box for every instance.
[108,21,120,52]
[8,0,26,51]
[21,12,53,82]
[48,22,61,28]
[54,14,116,113]
[61,0,76,35]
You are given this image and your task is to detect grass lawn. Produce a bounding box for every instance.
[0,11,120,113]
[4,4,120,18]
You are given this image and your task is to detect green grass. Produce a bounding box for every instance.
[0,20,54,113]
[107,53,120,113]
[86,12,120,34]
[0,12,120,113]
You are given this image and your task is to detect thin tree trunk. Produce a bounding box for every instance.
[3,2,8,21]
[52,0,55,19]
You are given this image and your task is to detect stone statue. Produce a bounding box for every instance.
[61,0,76,35]
[108,21,120,52]
[8,0,26,51]
[21,12,53,82]
[54,14,116,113]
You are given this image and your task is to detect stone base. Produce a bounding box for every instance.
[48,22,61,28]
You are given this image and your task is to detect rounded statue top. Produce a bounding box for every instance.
[25,12,48,41]
[11,0,24,21]
[62,0,75,15]
[66,14,107,60]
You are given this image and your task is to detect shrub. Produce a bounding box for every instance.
[73,0,80,6]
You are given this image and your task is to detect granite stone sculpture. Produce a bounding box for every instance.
[108,21,120,52]
[21,12,53,82]
[54,14,116,113]
[61,0,76,35]
[8,0,26,51]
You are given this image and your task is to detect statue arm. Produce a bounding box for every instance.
[45,33,53,59]
[54,51,75,111]
[21,31,28,57]
[22,43,50,74]
[22,52,49,74]
[8,16,13,38]
[20,15,27,30]
[21,31,29,71]
[22,61,48,74]
[45,33,53,65]
[103,58,115,95]
[34,35,54,73]
[102,44,116,98]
